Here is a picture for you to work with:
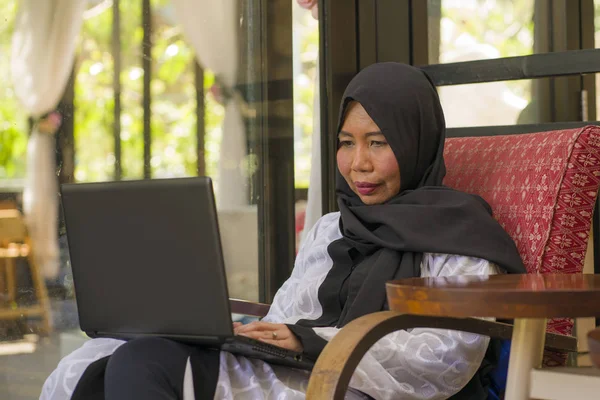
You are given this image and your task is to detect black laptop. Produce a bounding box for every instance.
[60,177,313,370]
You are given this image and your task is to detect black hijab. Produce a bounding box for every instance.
[296,62,525,330]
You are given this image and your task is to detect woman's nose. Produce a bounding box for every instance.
[351,146,373,172]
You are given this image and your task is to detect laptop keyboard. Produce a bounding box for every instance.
[234,335,298,359]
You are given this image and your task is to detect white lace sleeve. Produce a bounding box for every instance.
[312,255,501,400]
[261,213,338,323]
[39,338,125,400]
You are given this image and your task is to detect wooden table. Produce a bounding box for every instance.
[386,273,600,400]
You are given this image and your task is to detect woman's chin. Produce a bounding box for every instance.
[357,193,387,205]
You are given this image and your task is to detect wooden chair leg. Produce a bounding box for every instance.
[504,318,547,400]
[25,241,52,335]
[5,257,16,304]
[0,258,5,302]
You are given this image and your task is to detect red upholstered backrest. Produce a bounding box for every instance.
[443,125,600,365]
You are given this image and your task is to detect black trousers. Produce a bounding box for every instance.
[71,337,220,400]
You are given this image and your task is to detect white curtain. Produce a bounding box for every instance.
[171,0,246,209]
[11,0,85,279]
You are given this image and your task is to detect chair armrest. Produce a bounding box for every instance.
[306,311,577,400]
[229,298,271,317]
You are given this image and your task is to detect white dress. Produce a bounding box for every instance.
[40,212,501,400]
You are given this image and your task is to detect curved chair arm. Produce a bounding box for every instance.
[305,311,577,400]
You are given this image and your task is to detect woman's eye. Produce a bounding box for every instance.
[339,140,354,148]
[370,140,387,147]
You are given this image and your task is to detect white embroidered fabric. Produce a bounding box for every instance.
[40,212,499,400]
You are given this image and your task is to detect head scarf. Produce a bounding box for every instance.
[297,62,525,329]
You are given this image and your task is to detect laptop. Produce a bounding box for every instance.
[60,177,313,370]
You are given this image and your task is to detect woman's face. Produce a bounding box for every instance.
[337,102,401,205]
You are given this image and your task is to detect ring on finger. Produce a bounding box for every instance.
[272,331,278,339]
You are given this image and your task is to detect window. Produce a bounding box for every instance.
[428,0,538,127]
[0,0,311,397]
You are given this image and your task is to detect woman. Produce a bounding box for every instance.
[41,62,524,400]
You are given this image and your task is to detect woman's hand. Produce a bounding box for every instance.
[234,321,303,352]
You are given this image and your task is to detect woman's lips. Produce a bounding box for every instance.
[355,182,379,195]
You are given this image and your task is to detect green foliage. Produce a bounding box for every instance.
[74,0,223,182]
[293,10,319,188]
[4,0,599,186]
[0,102,27,178]
[440,0,535,100]
[0,0,225,186]
[74,3,115,181]
[0,0,27,179]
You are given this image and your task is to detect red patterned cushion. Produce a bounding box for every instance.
[443,125,600,365]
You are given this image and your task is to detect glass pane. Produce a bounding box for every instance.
[119,0,145,179]
[292,1,319,248]
[428,0,535,64]
[428,0,541,127]
[0,0,298,397]
[439,79,534,128]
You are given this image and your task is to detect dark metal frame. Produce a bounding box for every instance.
[194,63,206,177]
[421,49,600,86]
[253,0,296,303]
[142,0,152,179]
[112,0,122,181]
[318,0,360,213]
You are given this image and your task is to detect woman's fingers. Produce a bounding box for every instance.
[232,322,243,329]
[234,321,280,334]
[238,328,290,341]
[236,325,303,352]
[238,331,274,341]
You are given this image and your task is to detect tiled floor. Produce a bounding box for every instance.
[0,297,81,400]
[0,335,62,400]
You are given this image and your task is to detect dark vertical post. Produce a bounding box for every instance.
[112,0,122,180]
[357,0,376,70]
[240,0,259,205]
[376,0,410,63]
[239,0,263,300]
[532,0,553,124]
[551,0,582,122]
[426,0,441,65]
[259,0,295,302]
[410,0,429,66]
[580,0,596,122]
[142,0,152,179]
[319,0,358,214]
[195,63,206,176]
[57,68,76,184]
[56,67,75,240]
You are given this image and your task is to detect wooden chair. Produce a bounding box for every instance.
[0,203,52,335]
[230,125,600,398]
